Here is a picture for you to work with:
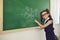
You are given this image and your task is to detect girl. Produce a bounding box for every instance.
[35,9,55,40]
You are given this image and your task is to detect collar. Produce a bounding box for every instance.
[44,17,50,24]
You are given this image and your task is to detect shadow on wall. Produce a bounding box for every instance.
[55,35,59,40]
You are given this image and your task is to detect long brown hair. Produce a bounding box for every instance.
[40,9,53,22]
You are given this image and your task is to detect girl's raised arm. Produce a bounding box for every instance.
[34,19,53,29]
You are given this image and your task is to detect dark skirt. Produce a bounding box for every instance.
[45,31,55,40]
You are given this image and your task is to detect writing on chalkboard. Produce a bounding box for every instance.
[21,6,39,19]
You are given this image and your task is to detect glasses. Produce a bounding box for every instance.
[42,13,47,16]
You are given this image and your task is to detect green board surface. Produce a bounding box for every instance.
[3,0,50,31]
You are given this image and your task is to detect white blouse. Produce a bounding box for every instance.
[44,17,49,24]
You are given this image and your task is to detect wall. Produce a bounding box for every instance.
[50,0,59,24]
[0,29,46,40]
[0,0,60,40]
[0,24,60,40]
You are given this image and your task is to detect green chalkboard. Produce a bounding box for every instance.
[3,0,50,31]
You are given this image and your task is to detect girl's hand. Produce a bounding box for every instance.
[40,26,44,30]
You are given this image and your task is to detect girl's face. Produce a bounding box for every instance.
[42,11,49,19]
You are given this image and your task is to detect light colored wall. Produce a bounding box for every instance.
[0,24,59,40]
[0,0,60,40]
[0,29,46,40]
[50,0,59,24]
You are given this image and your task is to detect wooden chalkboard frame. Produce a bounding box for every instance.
[0,0,51,34]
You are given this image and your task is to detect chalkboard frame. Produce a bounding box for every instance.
[0,0,51,34]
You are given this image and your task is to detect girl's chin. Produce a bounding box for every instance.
[43,18,47,19]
